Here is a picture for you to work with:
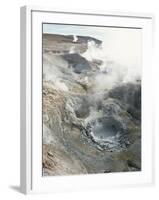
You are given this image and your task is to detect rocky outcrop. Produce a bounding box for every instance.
[109,83,141,121]
[62,53,91,74]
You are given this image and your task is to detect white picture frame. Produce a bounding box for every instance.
[20,5,154,194]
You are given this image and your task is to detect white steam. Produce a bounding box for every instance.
[69,46,76,54]
[54,80,69,91]
[82,28,141,90]
[82,40,106,62]
[73,35,78,42]
[43,53,70,92]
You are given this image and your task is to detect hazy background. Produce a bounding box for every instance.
[43,24,142,86]
[44,24,142,80]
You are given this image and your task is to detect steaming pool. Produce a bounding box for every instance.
[84,116,128,151]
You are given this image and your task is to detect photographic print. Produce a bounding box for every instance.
[42,23,141,176]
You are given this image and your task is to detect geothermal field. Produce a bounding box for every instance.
[42,26,141,176]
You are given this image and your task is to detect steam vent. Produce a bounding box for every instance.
[42,31,141,176]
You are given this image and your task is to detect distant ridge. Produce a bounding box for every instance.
[43,33,102,45]
[43,33,102,54]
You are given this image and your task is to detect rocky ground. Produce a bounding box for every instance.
[42,33,141,176]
